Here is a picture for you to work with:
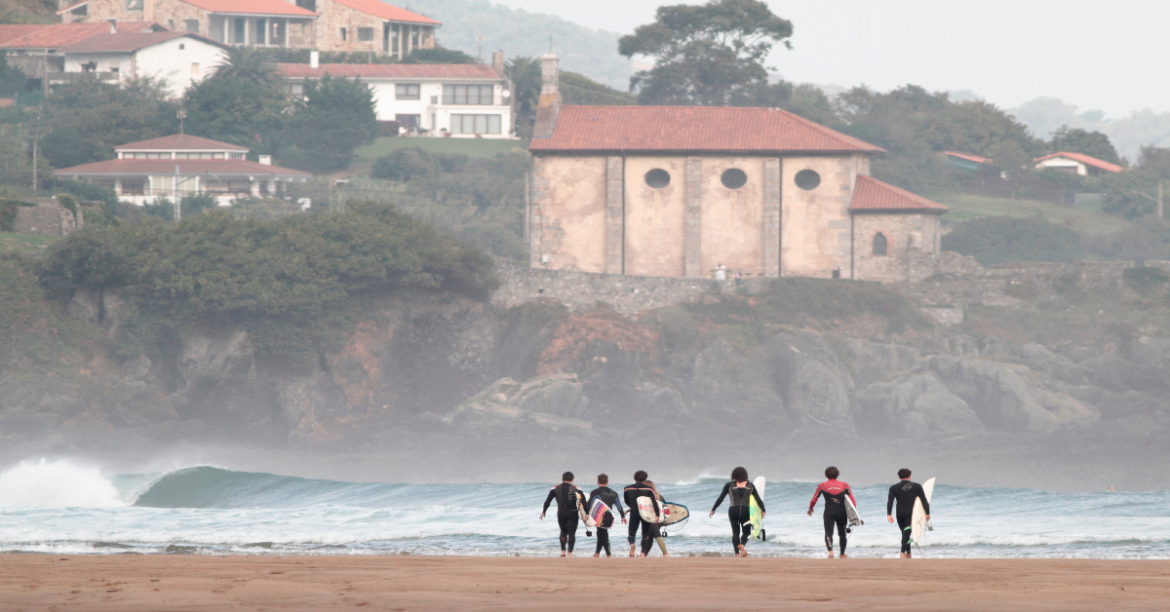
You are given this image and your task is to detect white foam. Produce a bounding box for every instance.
[0,459,125,508]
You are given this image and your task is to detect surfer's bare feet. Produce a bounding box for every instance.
[629,545,636,557]
[566,552,572,558]
[737,545,747,557]
[827,551,834,559]
[593,553,600,558]
[840,553,848,559]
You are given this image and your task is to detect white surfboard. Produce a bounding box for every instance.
[636,496,664,523]
[751,476,766,540]
[909,477,936,549]
[578,493,596,528]
[845,495,863,527]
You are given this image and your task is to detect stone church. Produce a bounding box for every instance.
[527,54,947,283]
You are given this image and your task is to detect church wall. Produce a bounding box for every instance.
[530,156,607,273]
[852,212,942,282]
[780,154,866,278]
[624,156,687,278]
[699,156,767,278]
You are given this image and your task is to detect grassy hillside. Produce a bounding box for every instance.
[350,137,522,174]
[931,193,1133,236]
[0,0,55,24]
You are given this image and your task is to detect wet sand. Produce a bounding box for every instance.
[2,555,1167,611]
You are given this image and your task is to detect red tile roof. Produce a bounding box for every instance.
[53,158,310,177]
[330,0,439,25]
[1033,151,1123,173]
[0,25,49,46]
[528,106,885,154]
[277,62,501,79]
[116,135,249,151]
[850,175,948,214]
[63,31,227,53]
[180,0,317,17]
[0,22,161,49]
[943,151,994,164]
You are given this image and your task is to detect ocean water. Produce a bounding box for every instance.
[1,459,1167,558]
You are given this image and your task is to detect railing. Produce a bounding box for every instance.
[46,71,121,83]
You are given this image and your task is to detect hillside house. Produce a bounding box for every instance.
[53,134,310,206]
[278,55,512,137]
[942,151,994,172]
[61,30,227,97]
[57,0,318,48]
[0,21,162,81]
[1034,152,1123,176]
[299,0,438,57]
[527,54,947,283]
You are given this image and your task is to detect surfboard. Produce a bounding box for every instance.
[909,477,936,549]
[636,496,664,523]
[661,502,689,526]
[750,476,765,541]
[576,492,596,528]
[845,495,863,527]
[588,498,613,529]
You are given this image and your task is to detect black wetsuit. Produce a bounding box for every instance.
[623,482,662,555]
[887,480,930,554]
[710,481,765,554]
[809,479,855,555]
[587,485,626,556]
[543,482,585,553]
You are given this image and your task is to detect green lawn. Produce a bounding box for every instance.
[0,232,57,256]
[930,193,1132,236]
[350,137,524,175]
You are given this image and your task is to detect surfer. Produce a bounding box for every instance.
[623,471,663,557]
[709,467,765,557]
[644,480,670,557]
[886,468,931,559]
[807,466,856,559]
[588,474,628,558]
[540,471,586,557]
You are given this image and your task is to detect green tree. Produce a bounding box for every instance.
[941,216,1082,265]
[506,56,635,137]
[183,58,287,154]
[281,74,377,172]
[618,0,793,105]
[210,46,281,88]
[402,46,478,64]
[1100,146,1170,219]
[0,54,28,96]
[1048,126,1121,165]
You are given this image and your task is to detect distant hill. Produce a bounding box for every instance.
[0,0,55,24]
[405,0,633,91]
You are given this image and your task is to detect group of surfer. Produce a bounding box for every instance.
[541,467,932,559]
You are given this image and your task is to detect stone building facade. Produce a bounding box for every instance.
[527,55,948,282]
[306,0,436,57]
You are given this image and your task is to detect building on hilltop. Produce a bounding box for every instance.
[53,134,310,207]
[527,54,948,283]
[0,21,163,82]
[60,30,228,97]
[277,52,511,136]
[1033,152,1123,176]
[300,0,438,57]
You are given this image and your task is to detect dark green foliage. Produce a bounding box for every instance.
[559,72,637,106]
[942,216,1083,266]
[506,57,634,138]
[0,54,29,96]
[281,74,377,173]
[40,76,178,168]
[619,0,793,105]
[183,53,286,154]
[181,193,217,216]
[37,205,497,360]
[1048,126,1121,165]
[1122,266,1169,296]
[264,46,476,66]
[371,147,438,181]
[52,179,119,223]
[1101,147,1170,219]
[401,47,478,64]
[0,197,33,232]
[1085,216,1170,261]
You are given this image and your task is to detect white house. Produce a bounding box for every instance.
[277,57,514,138]
[1034,151,1123,177]
[53,134,310,207]
[61,30,228,97]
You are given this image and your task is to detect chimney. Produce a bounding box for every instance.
[310,50,319,69]
[532,52,560,138]
[259,155,272,166]
[492,51,504,74]
[108,19,117,34]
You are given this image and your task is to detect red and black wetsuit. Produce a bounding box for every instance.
[623,482,662,555]
[543,482,584,553]
[809,479,856,555]
[711,481,765,554]
[887,480,930,553]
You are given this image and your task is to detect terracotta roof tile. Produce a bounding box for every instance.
[1034,151,1123,173]
[0,22,160,49]
[63,31,226,53]
[277,62,500,79]
[943,151,994,164]
[329,0,439,24]
[180,0,317,17]
[0,25,50,46]
[53,158,310,177]
[851,175,948,214]
[528,106,885,154]
[116,135,249,151]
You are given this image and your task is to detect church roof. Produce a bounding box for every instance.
[850,175,948,214]
[529,106,885,154]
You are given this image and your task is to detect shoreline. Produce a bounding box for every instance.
[3,556,1167,611]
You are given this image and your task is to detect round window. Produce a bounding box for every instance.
[794,169,821,190]
[644,168,671,189]
[721,168,747,190]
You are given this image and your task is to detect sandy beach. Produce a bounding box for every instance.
[1,555,1167,611]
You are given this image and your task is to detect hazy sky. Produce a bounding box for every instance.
[490,0,1168,119]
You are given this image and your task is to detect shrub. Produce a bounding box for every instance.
[371,147,435,181]
[0,197,33,232]
[1122,266,1170,296]
[942,215,1082,266]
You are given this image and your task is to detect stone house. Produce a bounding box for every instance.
[57,0,318,48]
[527,54,948,283]
[298,0,437,57]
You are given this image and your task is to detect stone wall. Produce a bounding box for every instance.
[13,200,77,236]
[853,212,942,283]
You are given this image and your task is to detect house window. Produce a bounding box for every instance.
[721,168,747,190]
[794,169,821,190]
[358,27,374,42]
[873,232,888,256]
[395,83,420,100]
[340,27,347,42]
[191,63,200,75]
[255,18,267,45]
[184,19,199,33]
[233,18,246,44]
[644,168,671,189]
[229,152,245,160]
[442,84,494,105]
[109,63,120,74]
[126,0,143,9]
[449,114,501,134]
[395,114,420,130]
[121,180,145,195]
